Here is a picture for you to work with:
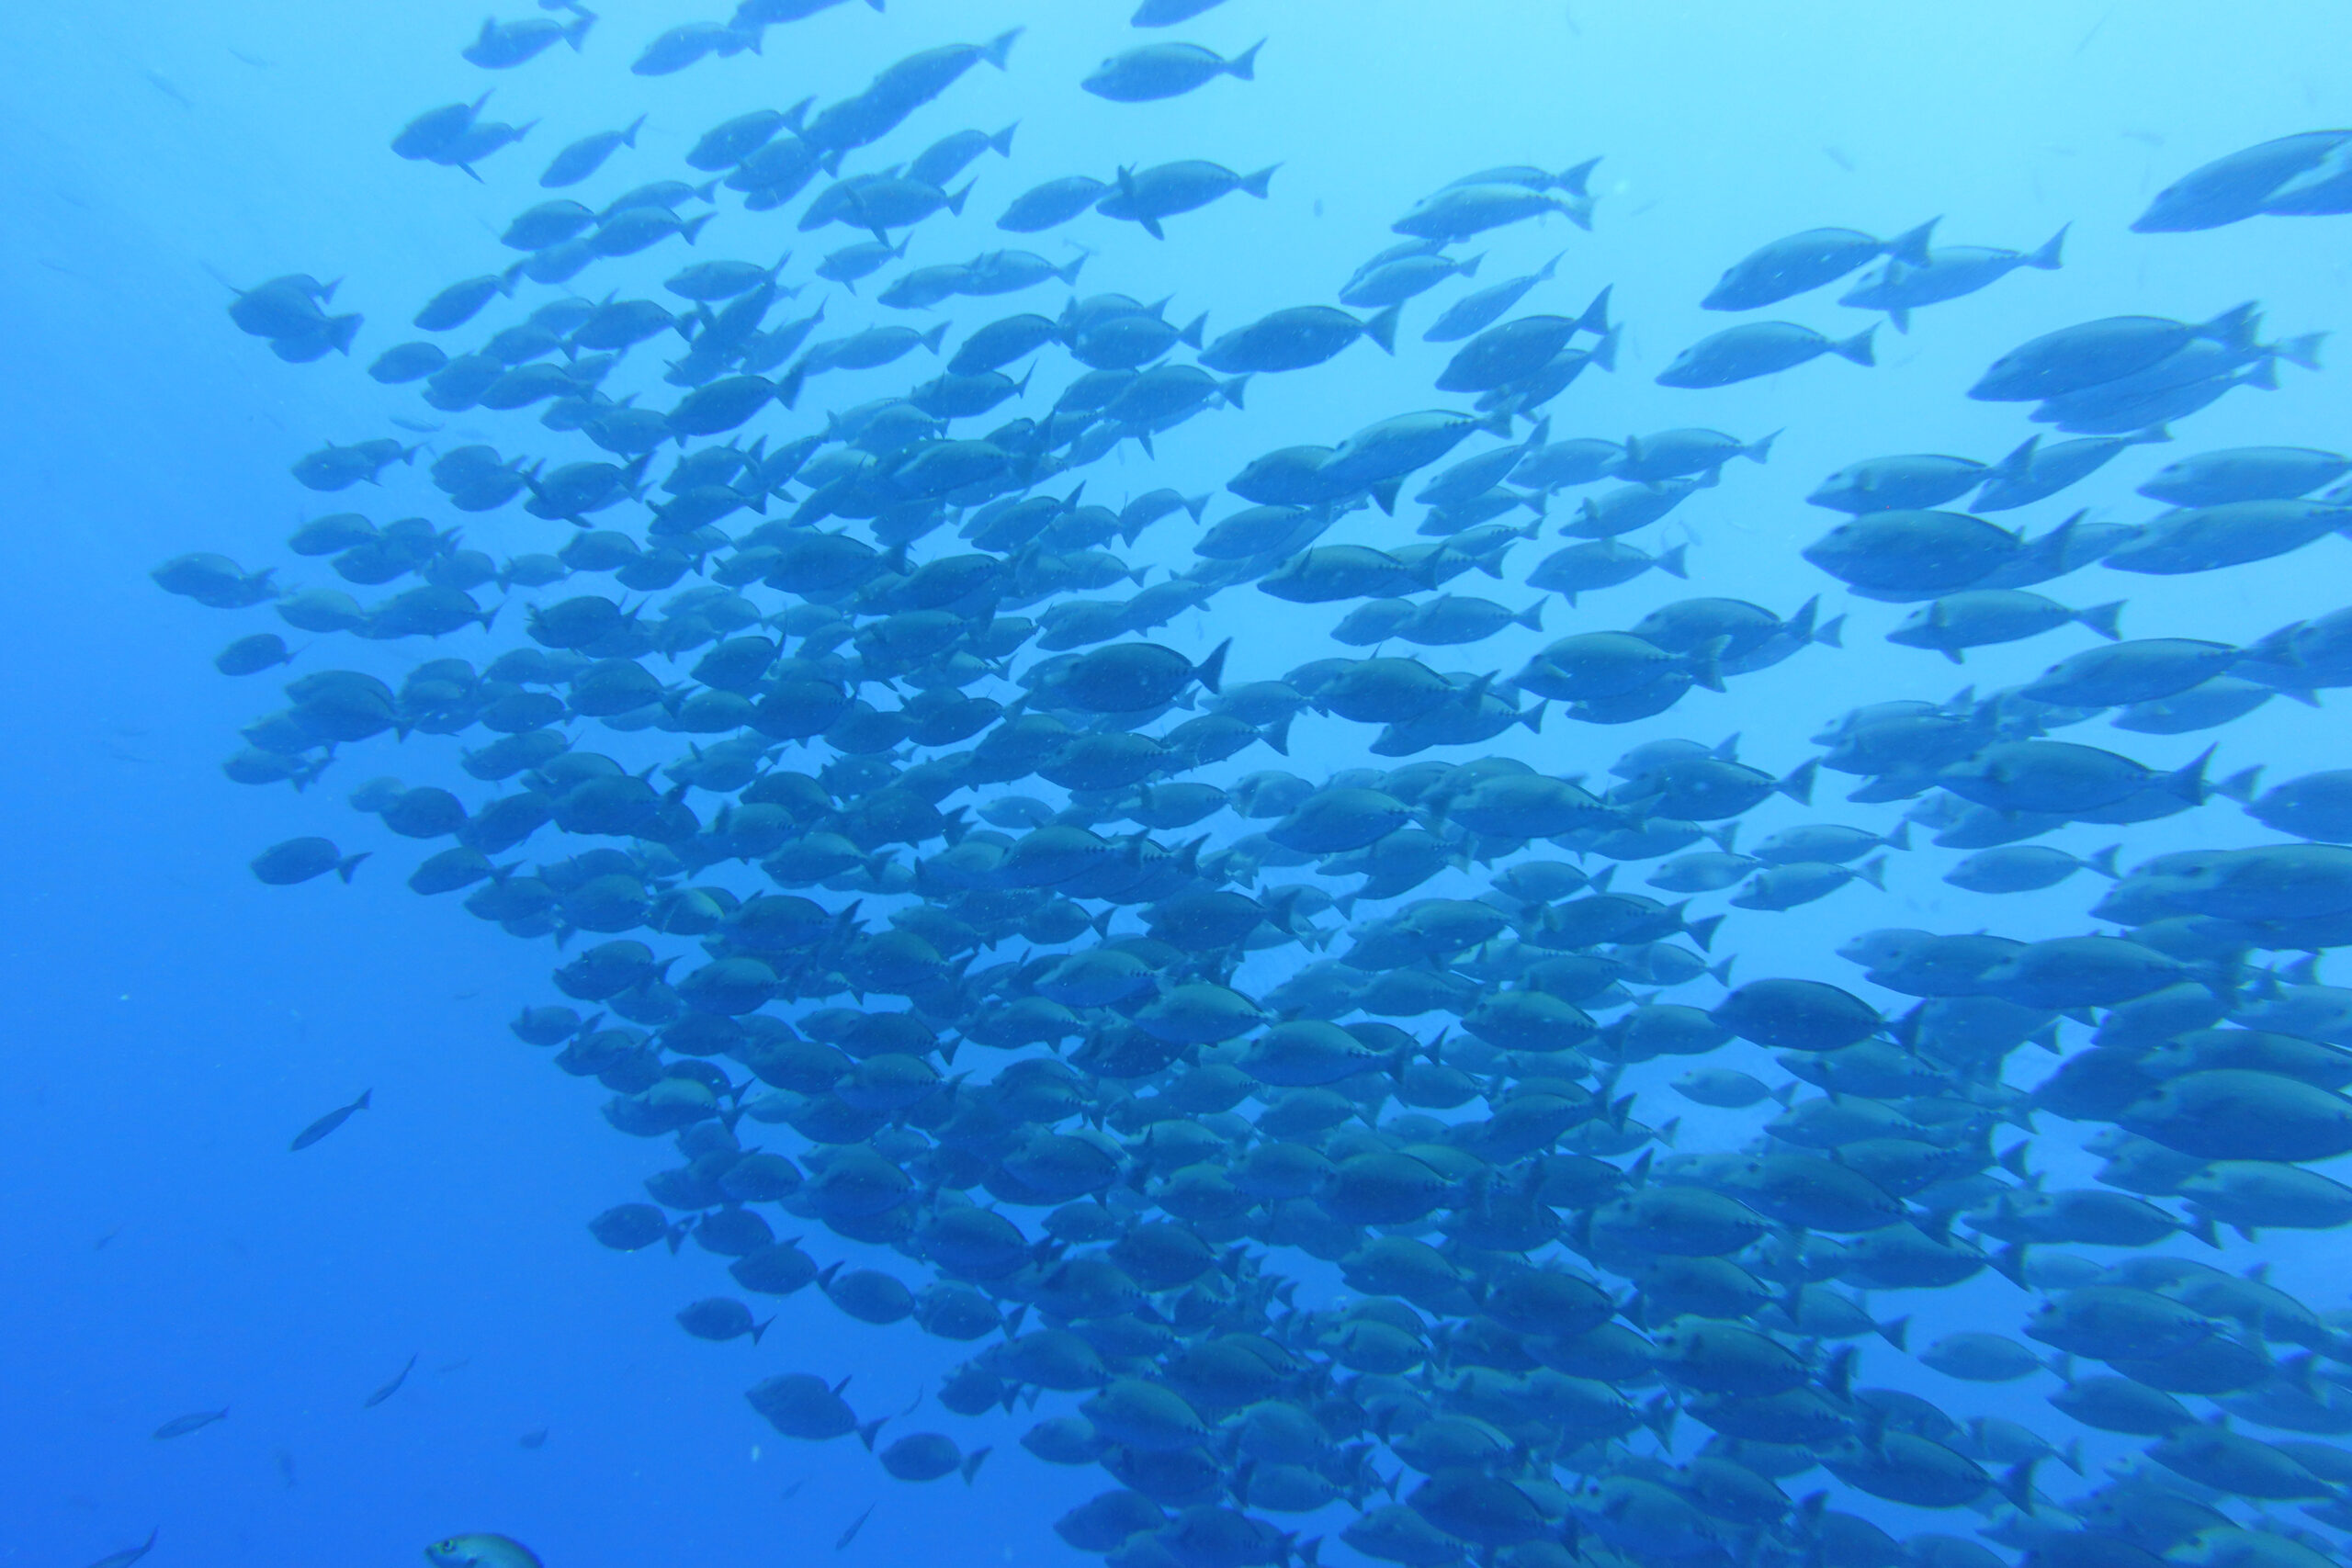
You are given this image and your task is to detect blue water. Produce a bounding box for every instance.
[6,4,2350,1564]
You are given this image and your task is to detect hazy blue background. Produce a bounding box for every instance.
[4,2,2348,1562]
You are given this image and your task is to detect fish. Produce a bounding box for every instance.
[1098,160,1278,240]
[541,116,647,187]
[83,1531,157,1568]
[1702,220,1937,310]
[1839,223,2067,331]
[1082,41,1262,103]
[167,17,2352,1568]
[364,1352,418,1407]
[2134,130,2352,231]
[424,1537,542,1568]
[151,1408,228,1439]
[291,1089,372,1149]
[1657,321,1877,387]
[1969,302,2261,400]
[461,14,592,69]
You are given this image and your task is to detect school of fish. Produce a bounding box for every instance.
[148,3,2352,1565]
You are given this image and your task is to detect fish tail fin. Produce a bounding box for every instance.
[1855,853,1887,891]
[564,13,594,47]
[1887,216,1939,266]
[1746,427,1781,465]
[1833,324,1877,367]
[1885,305,1911,333]
[1997,1457,2040,1515]
[751,1316,773,1346]
[1877,1314,1909,1350]
[1589,322,1620,372]
[2164,744,2215,805]
[1986,433,2041,487]
[2215,763,2264,804]
[2278,331,2328,371]
[2075,600,2125,640]
[1657,542,1690,580]
[1686,634,1729,694]
[1458,251,1484,278]
[1991,1241,2030,1288]
[2029,223,2068,269]
[920,321,949,355]
[1365,303,1401,355]
[857,1416,886,1450]
[2086,843,2121,879]
[1555,155,1601,197]
[682,211,713,245]
[1576,284,1613,336]
[1260,711,1293,756]
[1239,164,1279,199]
[990,121,1018,157]
[336,852,370,883]
[1194,637,1231,695]
[1514,598,1545,631]
[1229,39,1263,79]
[2202,299,2262,350]
[961,1445,992,1483]
[1777,757,1818,806]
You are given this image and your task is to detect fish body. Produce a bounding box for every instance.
[425,1537,543,1568]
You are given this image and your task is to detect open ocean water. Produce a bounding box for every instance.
[6,4,2352,1566]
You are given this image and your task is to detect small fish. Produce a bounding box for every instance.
[85,1529,157,1568]
[424,1536,543,1568]
[365,1352,419,1408]
[290,1089,371,1151]
[518,1428,548,1450]
[152,1407,228,1439]
[835,1504,876,1551]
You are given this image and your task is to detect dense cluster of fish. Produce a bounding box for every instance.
[151,6,2352,1565]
